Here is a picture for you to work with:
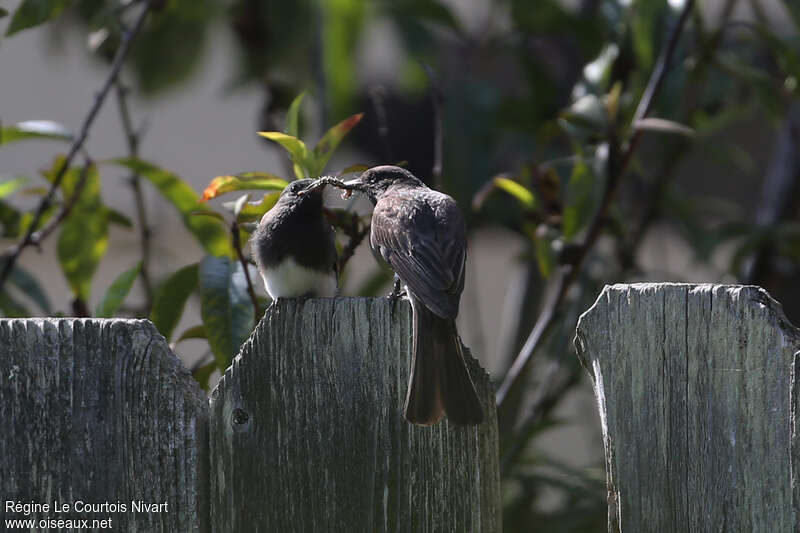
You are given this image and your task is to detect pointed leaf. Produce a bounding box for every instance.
[0,291,30,317]
[257,132,314,179]
[56,163,108,301]
[201,172,288,201]
[199,255,254,369]
[234,192,281,223]
[633,117,696,138]
[176,324,206,343]
[190,209,226,221]
[95,262,141,318]
[107,158,233,257]
[1,120,72,144]
[1,259,52,314]
[150,263,199,341]
[285,91,306,137]
[473,175,537,211]
[104,208,133,228]
[337,163,369,175]
[0,8,8,18]
[6,0,71,36]
[563,158,595,240]
[0,177,29,199]
[313,113,364,175]
[192,360,217,390]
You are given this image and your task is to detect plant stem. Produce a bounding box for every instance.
[0,0,154,294]
[115,81,154,309]
[495,0,696,415]
[231,221,261,320]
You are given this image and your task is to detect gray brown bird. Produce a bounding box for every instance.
[250,179,338,300]
[335,166,484,426]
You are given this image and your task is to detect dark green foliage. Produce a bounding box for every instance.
[95,262,141,318]
[150,263,199,342]
[199,255,254,369]
[3,0,800,528]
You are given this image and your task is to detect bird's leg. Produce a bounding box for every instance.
[388,273,406,313]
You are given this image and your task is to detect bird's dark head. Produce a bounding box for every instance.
[343,165,424,203]
[278,178,326,207]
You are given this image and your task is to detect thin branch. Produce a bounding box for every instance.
[338,223,369,274]
[421,64,444,190]
[231,221,261,319]
[368,85,393,163]
[0,0,154,293]
[6,157,94,253]
[115,80,154,308]
[495,0,695,412]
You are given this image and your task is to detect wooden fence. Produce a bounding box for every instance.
[0,298,501,532]
[575,283,800,532]
[5,283,798,532]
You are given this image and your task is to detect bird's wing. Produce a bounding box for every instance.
[370,191,465,319]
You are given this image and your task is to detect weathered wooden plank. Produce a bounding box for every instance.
[574,283,800,532]
[209,297,500,532]
[0,319,208,532]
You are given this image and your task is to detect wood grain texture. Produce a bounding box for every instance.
[0,319,208,532]
[209,297,500,532]
[574,283,800,532]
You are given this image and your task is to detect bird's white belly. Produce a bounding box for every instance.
[261,257,337,299]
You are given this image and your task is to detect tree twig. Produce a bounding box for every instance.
[231,220,261,319]
[115,80,154,308]
[0,0,154,294]
[421,64,444,190]
[368,85,393,163]
[495,0,695,413]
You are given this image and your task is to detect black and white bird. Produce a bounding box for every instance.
[329,166,484,426]
[250,179,338,300]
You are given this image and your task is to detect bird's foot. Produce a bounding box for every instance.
[387,275,406,313]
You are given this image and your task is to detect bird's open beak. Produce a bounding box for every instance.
[339,177,363,199]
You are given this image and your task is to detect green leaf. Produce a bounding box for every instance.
[285,91,306,137]
[199,255,254,369]
[176,324,206,343]
[233,192,281,223]
[95,262,141,318]
[563,158,594,240]
[0,7,8,18]
[383,0,461,33]
[108,158,233,257]
[201,172,288,201]
[150,263,199,342]
[128,0,214,94]
[0,177,29,199]
[56,163,108,301]
[0,291,30,317]
[0,120,72,144]
[313,113,364,175]
[192,360,217,391]
[6,0,71,36]
[531,225,557,279]
[258,132,314,179]
[472,175,538,212]
[495,177,537,210]
[337,163,369,175]
[105,207,133,228]
[190,209,226,221]
[3,260,52,314]
[633,117,695,138]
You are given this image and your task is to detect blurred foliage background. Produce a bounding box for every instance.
[2,0,800,530]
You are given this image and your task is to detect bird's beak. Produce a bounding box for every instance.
[339,177,364,199]
[298,179,327,196]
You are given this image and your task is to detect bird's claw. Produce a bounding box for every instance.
[387,274,406,314]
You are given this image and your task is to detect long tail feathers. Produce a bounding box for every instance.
[403,303,484,426]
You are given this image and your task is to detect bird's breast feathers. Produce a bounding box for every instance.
[260,257,337,299]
